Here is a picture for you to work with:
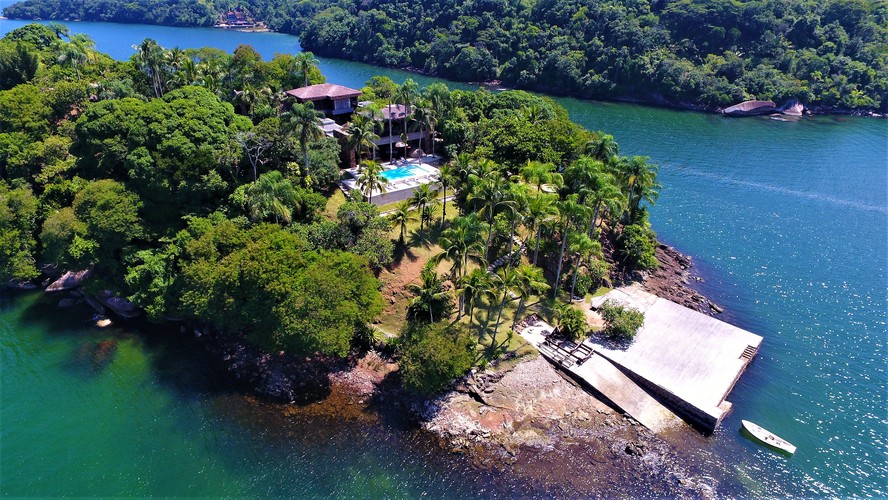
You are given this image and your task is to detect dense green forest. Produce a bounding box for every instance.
[2,23,661,392]
[4,0,886,111]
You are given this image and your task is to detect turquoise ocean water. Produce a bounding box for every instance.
[1,15,886,497]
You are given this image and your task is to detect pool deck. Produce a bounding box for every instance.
[340,157,441,205]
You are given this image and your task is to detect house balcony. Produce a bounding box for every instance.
[372,131,428,147]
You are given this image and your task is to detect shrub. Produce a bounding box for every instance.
[617,223,659,271]
[599,300,644,340]
[399,322,475,394]
[556,302,588,340]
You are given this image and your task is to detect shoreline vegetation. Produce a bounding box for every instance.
[1,21,733,495]
[3,0,886,116]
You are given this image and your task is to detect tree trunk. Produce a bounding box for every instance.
[553,225,569,299]
[533,223,542,265]
[388,103,393,160]
[570,257,582,300]
[494,292,507,336]
[441,185,447,226]
[589,202,601,237]
[512,296,526,329]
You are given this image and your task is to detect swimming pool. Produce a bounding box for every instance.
[382,165,422,182]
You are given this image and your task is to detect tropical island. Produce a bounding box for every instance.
[3,0,885,114]
[1,23,763,495]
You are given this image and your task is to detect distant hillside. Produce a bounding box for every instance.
[4,0,887,112]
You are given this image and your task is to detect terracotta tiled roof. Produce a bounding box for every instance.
[285,83,362,101]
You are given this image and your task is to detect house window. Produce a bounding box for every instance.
[334,98,351,110]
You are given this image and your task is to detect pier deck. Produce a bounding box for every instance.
[589,286,763,431]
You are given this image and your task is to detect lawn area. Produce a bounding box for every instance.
[322,189,348,220]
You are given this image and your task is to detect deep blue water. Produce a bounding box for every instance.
[1,14,886,497]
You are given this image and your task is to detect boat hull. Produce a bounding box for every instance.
[741,420,796,454]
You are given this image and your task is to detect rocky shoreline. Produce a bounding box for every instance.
[19,236,722,496]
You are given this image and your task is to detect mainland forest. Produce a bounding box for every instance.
[3,0,886,112]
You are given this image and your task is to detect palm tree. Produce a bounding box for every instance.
[567,232,602,299]
[412,99,435,154]
[355,160,388,204]
[133,38,165,97]
[518,161,561,191]
[389,201,416,246]
[585,180,623,236]
[407,261,450,323]
[240,170,300,224]
[459,268,493,325]
[410,182,440,236]
[615,156,660,222]
[435,214,486,282]
[165,47,185,71]
[503,184,528,263]
[586,132,619,165]
[511,264,550,329]
[397,79,420,151]
[347,118,379,164]
[282,101,324,175]
[491,266,519,345]
[57,33,94,80]
[553,195,590,299]
[524,192,559,265]
[47,22,69,40]
[293,51,320,87]
[435,163,458,224]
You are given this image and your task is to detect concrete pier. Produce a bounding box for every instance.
[589,286,763,431]
[520,285,763,433]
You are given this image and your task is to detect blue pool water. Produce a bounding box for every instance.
[382,166,422,182]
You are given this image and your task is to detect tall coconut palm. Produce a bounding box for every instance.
[355,160,388,204]
[503,184,529,263]
[567,232,602,299]
[412,99,435,154]
[435,163,458,223]
[58,33,94,80]
[435,213,485,283]
[347,118,379,163]
[397,79,420,151]
[133,38,165,97]
[564,156,607,202]
[240,170,300,224]
[47,22,69,40]
[586,132,619,165]
[491,266,520,345]
[282,101,324,174]
[585,180,623,236]
[615,155,660,222]
[511,264,550,329]
[524,192,559,265]
[410,182,440,236]
[407,261,450,323]
[459,268,493,325]
[389,201,416,246]
[293,51,319,87]
[518,161,561,191]
[553,195,590,299]
[164,47,185,71]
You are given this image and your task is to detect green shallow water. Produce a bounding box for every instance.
[1,15,886,497]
